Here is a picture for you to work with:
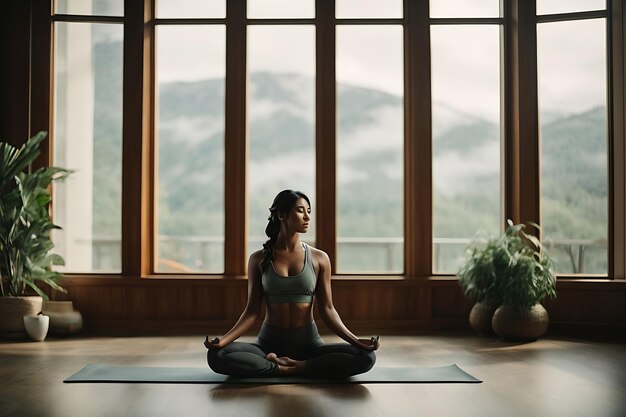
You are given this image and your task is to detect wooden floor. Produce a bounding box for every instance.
[1,332,625,417]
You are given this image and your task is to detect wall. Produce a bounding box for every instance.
[52,276,626,338]
[3,1,626,339]
[0,0,31,146]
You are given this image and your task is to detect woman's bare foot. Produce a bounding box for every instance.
[265,353,300,367]
[266,353,307,375]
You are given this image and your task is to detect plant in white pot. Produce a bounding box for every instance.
[0,132,71,339]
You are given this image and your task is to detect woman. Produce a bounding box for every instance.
[205,189,379,378]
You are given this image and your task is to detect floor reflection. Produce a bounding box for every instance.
[209,383,374,417]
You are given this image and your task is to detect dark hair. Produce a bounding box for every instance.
[260,189,311,272]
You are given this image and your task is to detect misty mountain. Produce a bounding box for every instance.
[89,40,608,272]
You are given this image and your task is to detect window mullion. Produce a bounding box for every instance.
[315,0,337,273]
[503,0,540,235]
[404,0,432,277]
[224,0,247,276]
[609,0,626,279]
[122,0,154,277]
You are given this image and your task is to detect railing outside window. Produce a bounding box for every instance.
[92,236,607,275]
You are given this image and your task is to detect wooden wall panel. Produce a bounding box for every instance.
[597,290,626,324]
[430,285,472,320]
[0,0,31,146]
[332,285,412,320]
[548,290,598,324]
[54,277,626,337]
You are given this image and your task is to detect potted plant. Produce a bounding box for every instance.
[458,229,503,335]
[458,220,557,340]
[491,221,557,341]
[0,132,71,339]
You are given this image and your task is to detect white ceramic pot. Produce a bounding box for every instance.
[23,314,49,342]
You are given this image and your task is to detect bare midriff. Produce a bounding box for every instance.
[264,302,314,328]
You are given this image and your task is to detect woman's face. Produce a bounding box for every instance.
[282,197,311,234]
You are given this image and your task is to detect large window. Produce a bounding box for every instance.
[52,3,124,273]
[40,0,620,279]
[537,2,608,274]
[430,2,502,273]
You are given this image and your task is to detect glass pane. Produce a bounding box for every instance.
[52,23,123,272]
[336,25,403,273]
[157,0,225,18]
[248,0,314,18]
[431,25,501,273]
[156,25,226,273]
[55,0,123,16]
[430,0,500,18]
[248,26,316,256]
[538,19,608,274]
[336,0,402,18]
[537,0,606,15]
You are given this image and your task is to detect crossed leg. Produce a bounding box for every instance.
[265,343,376,378]
[207,342,279,377]
[208,341,376,378]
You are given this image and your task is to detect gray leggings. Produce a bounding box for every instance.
[207,322,376,378]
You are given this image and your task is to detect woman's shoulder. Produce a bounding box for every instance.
[305,244,330,264]
[248,250,264,269]
[249,249,264,261]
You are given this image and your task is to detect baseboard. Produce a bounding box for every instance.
[78,318,626,342]
[547,322,626,342]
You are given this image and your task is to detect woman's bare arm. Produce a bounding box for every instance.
[314,250,379,351]
[205,252,264,349]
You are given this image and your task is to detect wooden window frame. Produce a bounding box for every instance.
[26,0,625,281]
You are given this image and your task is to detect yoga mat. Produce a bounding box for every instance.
[64,363,481,384]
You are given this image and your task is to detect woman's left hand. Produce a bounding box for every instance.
[204,336,222,350]
[356,335,380,351]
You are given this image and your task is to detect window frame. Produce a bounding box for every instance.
[29,0,626,281]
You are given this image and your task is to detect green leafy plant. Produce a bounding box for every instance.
[458,220,557,311]
[0,132,71,298]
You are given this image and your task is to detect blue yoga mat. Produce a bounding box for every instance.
[64,363,481,384]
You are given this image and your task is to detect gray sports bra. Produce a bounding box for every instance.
[262,243,317,304]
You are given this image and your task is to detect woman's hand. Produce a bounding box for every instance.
[204,336,222,350]
[355,335,380,351]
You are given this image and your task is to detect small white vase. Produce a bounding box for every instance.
[23,314,49,342]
